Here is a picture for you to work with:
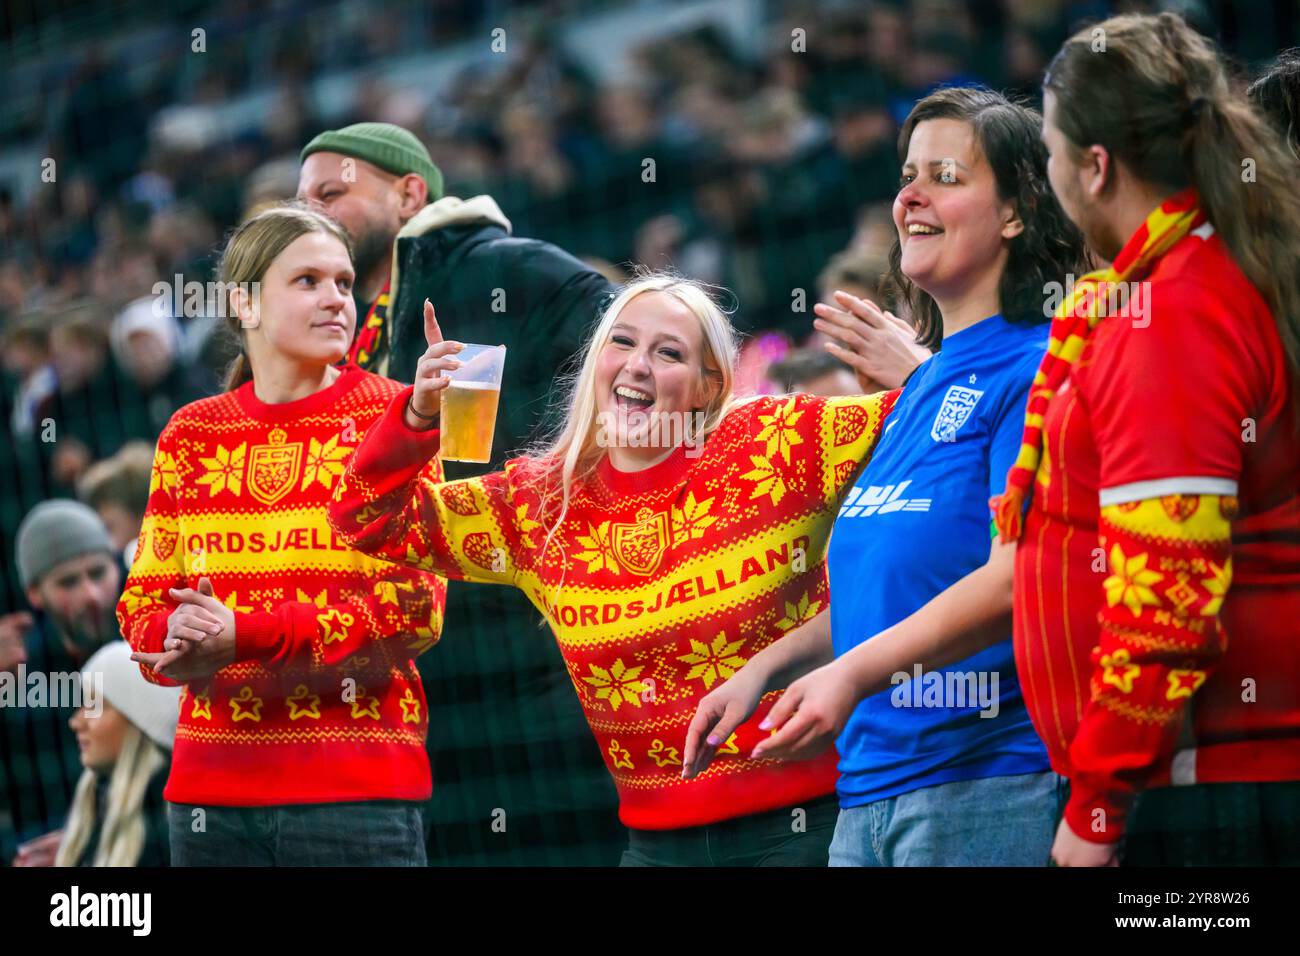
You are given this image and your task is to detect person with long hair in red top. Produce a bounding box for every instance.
[992,12,1300,866]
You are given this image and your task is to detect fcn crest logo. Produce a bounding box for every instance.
[612,507,669,576]
[248,427,302,505]
[931,385,984,443]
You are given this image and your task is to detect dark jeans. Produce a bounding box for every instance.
[1122,781,1300,866]
[620,794,839,867]
[168,800,427,867]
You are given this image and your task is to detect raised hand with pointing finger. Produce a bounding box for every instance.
[404,299,464,429]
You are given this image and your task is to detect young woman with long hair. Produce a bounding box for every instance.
[118,203,447,866]
[995,12,1300,866]
[683,87,1089,866]
[328,272,898,866]
[57,640,179,867]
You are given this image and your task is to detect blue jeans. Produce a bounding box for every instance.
[168,800,427,867]
[828,771,1067,866]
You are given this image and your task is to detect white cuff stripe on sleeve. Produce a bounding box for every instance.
[1098,477,1239,507]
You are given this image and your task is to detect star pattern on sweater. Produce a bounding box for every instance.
[755,397,805,465]
[301,434,351,491]
[1166,669,1207,700]
[1200,560,1231,617]
[1099,648,1140,695]
[195,442,247,498]
[149,448,178,495]
[677,633,746,689]
[190,690,212,720]
[229,686,263,722]
[399,688,421,724]
[582,658,646,710]
[670,492,717,547]
[286,684,321,720]
[607,739,634,770]
[739,454,788,506]
[647,739,682,767]
[1103,544,1163,616]
[573,521,620,575]
[350,687,382,720]
[317,608,355,644]
[775,592,821,631]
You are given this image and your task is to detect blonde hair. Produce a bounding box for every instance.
[529,271,743,588]
[55,722,167,867]
[216,201,354,391]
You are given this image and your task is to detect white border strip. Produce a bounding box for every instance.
[1099,477,1238,507]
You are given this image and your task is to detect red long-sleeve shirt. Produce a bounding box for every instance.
[117,365,447,806]
[1014,221,1300,842]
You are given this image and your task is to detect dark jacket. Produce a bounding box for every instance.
[75,761,170,867]
[376,196,617,477]
[358,197,625,865]
[0,618,88,864]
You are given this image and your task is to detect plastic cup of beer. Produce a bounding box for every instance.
[440,343,506,463]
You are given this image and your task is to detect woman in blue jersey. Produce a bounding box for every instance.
[683,87,1088,865]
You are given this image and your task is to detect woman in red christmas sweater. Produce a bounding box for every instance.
[992,13,1300,866]
[328,272,898,865]
[119,203,447,865]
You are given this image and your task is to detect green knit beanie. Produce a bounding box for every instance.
[301,122,444,202]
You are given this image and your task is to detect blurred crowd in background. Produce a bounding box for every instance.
[0,0,1293,613]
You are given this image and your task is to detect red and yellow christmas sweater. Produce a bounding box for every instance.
[329,386,897,830]
[1014,220,1300,842]
[117,364,448,806]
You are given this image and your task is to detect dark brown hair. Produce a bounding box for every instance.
[885,86,1087,350]
[767,348,853,393]
[1046,12,1300,382]
[215,201,353,390]
[1248,47,1300,159]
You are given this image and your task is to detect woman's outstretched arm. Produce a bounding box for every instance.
[328,383,528,588]
[330,299,531,586]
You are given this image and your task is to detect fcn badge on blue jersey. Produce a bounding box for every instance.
[930,385,984,442]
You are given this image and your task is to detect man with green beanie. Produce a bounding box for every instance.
[298,122,623,866]
[3,500,122,865]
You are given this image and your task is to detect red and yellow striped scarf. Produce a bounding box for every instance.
[990,188,1203,540]
[348,278,392,372]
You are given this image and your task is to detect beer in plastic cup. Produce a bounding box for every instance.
[440,343,506,463]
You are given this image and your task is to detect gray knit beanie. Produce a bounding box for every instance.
[15,500,115,589]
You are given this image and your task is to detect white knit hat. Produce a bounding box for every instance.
[110,295,181,372]
[81,640,182,751]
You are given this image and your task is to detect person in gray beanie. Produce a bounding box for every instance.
[4,499,122,866]
[56,640,178,866]
[16,499,120,661]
